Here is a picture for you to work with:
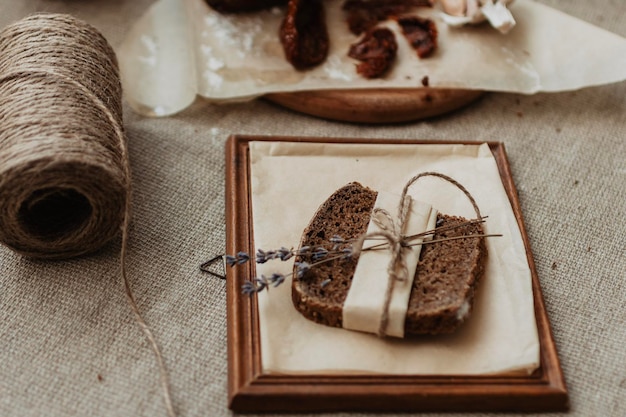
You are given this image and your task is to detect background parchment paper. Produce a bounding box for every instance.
[249,142,540,375]
[119,0,626,116]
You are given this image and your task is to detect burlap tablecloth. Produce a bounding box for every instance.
[1,1,624,416]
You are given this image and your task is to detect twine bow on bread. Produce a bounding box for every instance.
[354,172,483,337]
[352,197,412,337]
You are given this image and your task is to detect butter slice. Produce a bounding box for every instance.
[342,191,438,338]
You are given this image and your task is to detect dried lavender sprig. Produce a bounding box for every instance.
[241,250,354,296]
[236,219,498,296]
[212,235,353,285]
[250,239,350,265]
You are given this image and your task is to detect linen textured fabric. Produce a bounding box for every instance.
[0,1,624,416]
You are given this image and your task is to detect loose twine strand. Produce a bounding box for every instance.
[0,14,175,417]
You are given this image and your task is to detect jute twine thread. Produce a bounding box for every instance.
[0,14,175,417]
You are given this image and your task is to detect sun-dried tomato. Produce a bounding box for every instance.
[396,16,437,58]
[280,0,329,70]
[343,0,431,35]
[348,27,398,78]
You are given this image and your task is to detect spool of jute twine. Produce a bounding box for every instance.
[0,13,126,258]
[0,14,175,417]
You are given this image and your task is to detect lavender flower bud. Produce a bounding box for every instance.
[312,247,329,262]
[225,255,238,267]
[242,281,257,296]
[256,249,277,263]
[236,251,250,265]
[256,249,268,264]
[330,235,344,243]
[277,247,293,261]
[269,273,286,287]
[294,261,311,279]
[254,275,269,292]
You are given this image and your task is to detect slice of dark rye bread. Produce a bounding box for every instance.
[291,182,487,336]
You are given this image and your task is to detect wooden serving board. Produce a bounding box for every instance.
[225,136,568,413]
[265,88,485,123]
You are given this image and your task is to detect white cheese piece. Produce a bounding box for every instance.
[440,0,516,34]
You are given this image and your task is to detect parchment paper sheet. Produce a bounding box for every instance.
[249,142,540,375]
[119,0,626,116]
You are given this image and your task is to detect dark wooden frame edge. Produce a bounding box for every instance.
[225,135,568,413]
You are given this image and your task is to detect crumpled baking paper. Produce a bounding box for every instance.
[119,0,626,116]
